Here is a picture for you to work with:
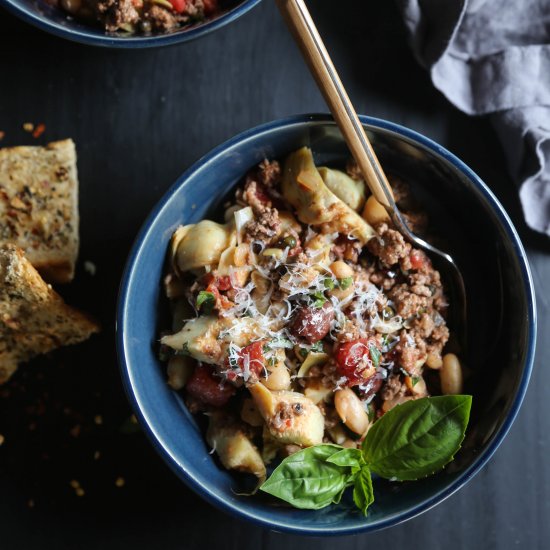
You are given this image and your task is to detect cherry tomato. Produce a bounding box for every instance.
[238,341,266,377]
[203,0,219,15]
[216,275,232,291]
[186,366,235,407]
[205,283,232,310]
[169,0,186,13]
[409,249,427,270]
[336,338,379,386]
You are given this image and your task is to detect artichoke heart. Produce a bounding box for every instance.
[171,220,236,274]
[281,147,375,245]
[318,166,366,211]
[161,315,223,365]
[248,383,324,447]
[206,412,266,481]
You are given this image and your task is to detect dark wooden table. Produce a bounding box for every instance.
[0,1,548,548]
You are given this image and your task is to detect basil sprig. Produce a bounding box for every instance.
[260,395,472,515]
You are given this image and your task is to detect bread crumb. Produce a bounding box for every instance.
[84,261,97,276]
[0,131,5,141]
[0,434,4,445]
[70,479,80,489]
[75,487,85,497]
[23,123,34,132]
[93,450,101,460]
[94,414,103,425]
[115,477,125,488]
[27,499,35,508]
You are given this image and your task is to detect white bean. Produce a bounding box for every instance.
[440,353,463,394]
[334,388,370,435]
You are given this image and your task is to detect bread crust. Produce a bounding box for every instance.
[0,139,79,283]
[0,244,100,384]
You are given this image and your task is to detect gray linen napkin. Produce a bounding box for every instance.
[398,0,550,236]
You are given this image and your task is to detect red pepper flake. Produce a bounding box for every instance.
[32,123,46,139]
[0,131,5,141]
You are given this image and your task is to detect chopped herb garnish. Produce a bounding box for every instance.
[369,346,381,369]
[411,376,420,387]
[323,277,335,290]
[196,290,215,314]
[338,277,353,290]
[310,291,327,308]
[311,341,324,353]
[268,356,277,367]
[299,347,308,358]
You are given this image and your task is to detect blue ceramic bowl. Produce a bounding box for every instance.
[117,114,536,535]
[0,0,261,48]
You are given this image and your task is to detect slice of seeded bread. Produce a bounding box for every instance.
[0,139,79,284]
[0,244,100,384]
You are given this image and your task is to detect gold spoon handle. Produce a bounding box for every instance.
[275,0,395,208]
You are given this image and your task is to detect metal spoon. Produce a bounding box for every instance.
[275,0,467,348]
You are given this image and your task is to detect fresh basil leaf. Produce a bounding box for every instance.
[353,466,374,516]
[363,395,472,481]
[369,346,381,368]
[326,448,364,471]
[196,291,215,314]
[260,445,351,510]
[338,277,353,290]
[366,402,376,423]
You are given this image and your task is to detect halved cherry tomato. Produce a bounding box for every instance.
[238,341,266,377]
[336,337,379,386]
[186,365,235,407]
[169,0,186,13]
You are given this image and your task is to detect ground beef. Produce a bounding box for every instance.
[257,159,281,188]
[244,208,281,244]
[388,283,429,318]
[97,0,140,31]
[368,222,411,267]
[242,177,272,214]
[143,4,178,31]
[270,401,304,432]
[331,235,362,263]
[381,374,406,401]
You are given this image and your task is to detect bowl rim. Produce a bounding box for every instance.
[116,113,537,535]
[0,0,262,48]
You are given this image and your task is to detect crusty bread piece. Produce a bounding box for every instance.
[0,244,100,384]
[0,139,79,284]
